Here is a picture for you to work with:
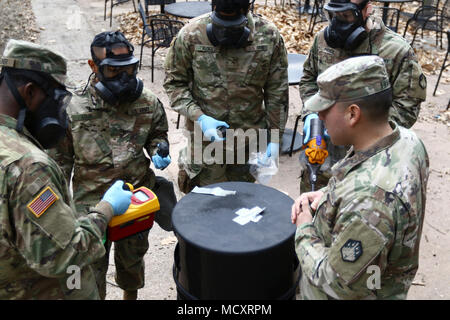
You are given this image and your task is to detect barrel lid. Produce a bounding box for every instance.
[172,182,296,254]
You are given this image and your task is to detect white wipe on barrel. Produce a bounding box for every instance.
[233,206,265,225]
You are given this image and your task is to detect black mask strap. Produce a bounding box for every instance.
[3,70,29,132]
[82,72,95,94]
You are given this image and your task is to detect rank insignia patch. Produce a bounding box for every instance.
[340,239,363,263]
[27,186,59,218]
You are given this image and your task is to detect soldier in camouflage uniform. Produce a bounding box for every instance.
[298,0,427,192]
[164,0,288,193]
[291,55,429,299]
[0,39,132,299]
[49,32,175,300]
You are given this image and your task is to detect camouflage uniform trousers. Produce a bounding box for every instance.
[76,202,149,299]
[86,176,176,298]
[94,230,150,299]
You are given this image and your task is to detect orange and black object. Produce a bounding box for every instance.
[302,118,329,191]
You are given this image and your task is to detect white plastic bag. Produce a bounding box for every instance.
[248,152,279,185]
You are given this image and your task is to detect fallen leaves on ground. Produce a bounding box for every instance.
[420,109,450,126]
[253,4,315,55]
[0,0,40,53]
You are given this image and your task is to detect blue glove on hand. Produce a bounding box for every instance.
[303,113,319,144]
[102,180,132,216]
[303,113,330,144]
[197,114,229,142]
[259,142,280,166]
[152,154,171,170]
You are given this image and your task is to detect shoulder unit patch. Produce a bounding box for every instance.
[340,239,363,263]
[27,186,59,218]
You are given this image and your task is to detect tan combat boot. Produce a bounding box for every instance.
[123,290,138,300]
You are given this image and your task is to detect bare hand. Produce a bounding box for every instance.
[291,191,323,226]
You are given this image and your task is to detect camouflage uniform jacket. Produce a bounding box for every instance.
[299,16,427,128]
[164,12,289,135]
[295,122,429,299]
[0,114,112,299]
[49,84,168,211]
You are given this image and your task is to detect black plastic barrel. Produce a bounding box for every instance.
[172,181,300,300]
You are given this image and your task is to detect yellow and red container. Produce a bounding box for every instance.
[108,186,160,241]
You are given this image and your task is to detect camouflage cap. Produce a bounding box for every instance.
[0,39,67,86]
[304,55,391,112]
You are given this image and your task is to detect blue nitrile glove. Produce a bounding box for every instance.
[303,113,330,144]
[197,114,229,142]
[259,142,280,166]
[152,154,171,170]
[102,180,132,216]
[303,113,319,144]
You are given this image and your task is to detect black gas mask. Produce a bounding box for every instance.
[324,0,369,51]
[1,69,71,149]
[91,31,143,106]
[207,0,251,48]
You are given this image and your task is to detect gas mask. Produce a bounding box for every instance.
[1,69,71,149]
[324,0,369,51]
[94,61,143,106]
[90,31,143,106]
[207,11,251,48]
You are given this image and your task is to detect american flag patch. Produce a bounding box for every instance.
[27,186,59,218]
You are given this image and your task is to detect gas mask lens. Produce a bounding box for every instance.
[326,9,358,23]
[101,63,138,79]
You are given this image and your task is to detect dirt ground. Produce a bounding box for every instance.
[0,0,449,300]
